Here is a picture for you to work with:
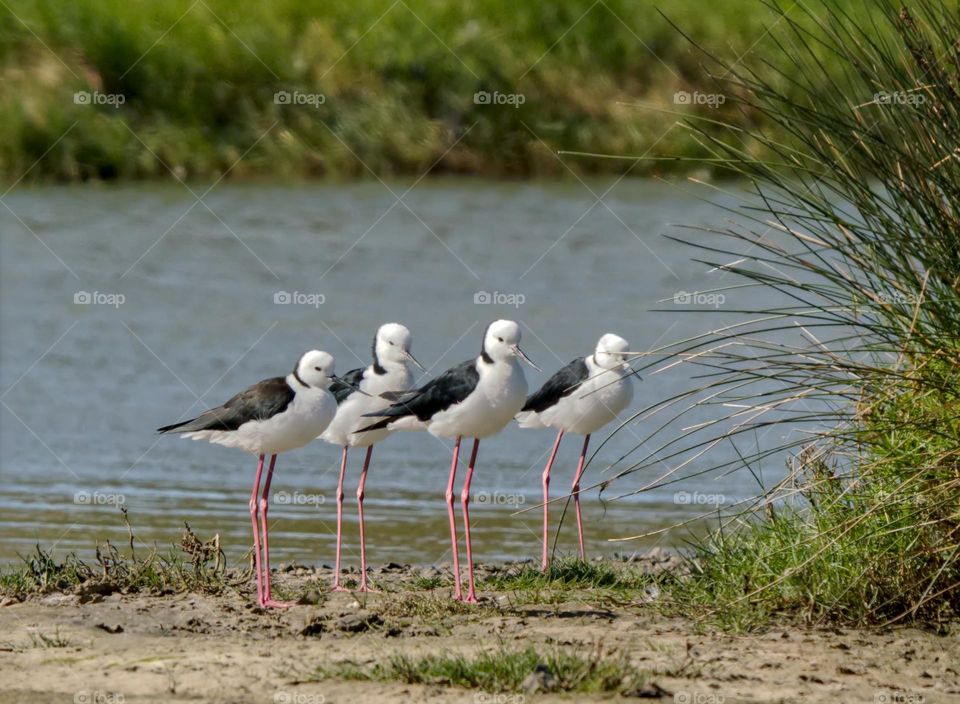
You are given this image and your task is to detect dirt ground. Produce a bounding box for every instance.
[1,561,957,704]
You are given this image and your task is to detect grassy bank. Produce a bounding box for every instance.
[603,0,960,629]
[1,0,864,182]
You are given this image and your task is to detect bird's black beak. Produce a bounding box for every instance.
[404,349,427,372]
[511,344,540,371]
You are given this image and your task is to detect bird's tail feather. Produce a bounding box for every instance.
[157,414,210,434]
[354,417,392,434]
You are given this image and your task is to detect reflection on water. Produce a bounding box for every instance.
[0,178,781,566]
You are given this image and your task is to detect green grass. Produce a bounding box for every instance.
[602,0,960,629]
[0,0,874,182]
[672,368,960,631]
[0,520,231,598]
[317,644,646,695]
[27,627,71,649]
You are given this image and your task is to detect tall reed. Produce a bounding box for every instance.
[603,0,959,628]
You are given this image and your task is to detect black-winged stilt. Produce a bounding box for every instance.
[516,333,634,571]
[359,319,537,602]
[158,349,339,608]
[320,323,424,592]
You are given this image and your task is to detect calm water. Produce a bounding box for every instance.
[0,178,786,567]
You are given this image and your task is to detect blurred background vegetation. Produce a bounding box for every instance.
[0,0,864,182]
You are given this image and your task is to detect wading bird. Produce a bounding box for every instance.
[516,334,634,571]
[320,323,424,592]
[359,320,537,602]
[158,350,340,608]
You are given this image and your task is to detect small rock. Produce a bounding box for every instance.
[642,584,661,603]
[409,626,440,637]
[522,664,558,694]
[300,617,326,637]
[336,612,383,633]
[623,681,670,698]
[76,581,116,599]
[95,623,124,634]
[837,665,863,676]
[297,589,323,605]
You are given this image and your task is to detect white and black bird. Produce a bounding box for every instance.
[319,323,424,592]
[516,334,635,571]
[158,349,340,608]
[359,319,538,602]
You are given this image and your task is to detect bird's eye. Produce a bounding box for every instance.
[389,341,395,346]
[497,336,504,342]
[314,366,322,371]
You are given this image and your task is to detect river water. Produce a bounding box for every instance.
[0,178,784,567]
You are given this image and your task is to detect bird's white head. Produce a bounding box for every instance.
[483,320,539,369]
[594,333,631,370]
[295,349,336,388]
[374,323,425,371]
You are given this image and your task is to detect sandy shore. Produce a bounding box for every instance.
[1,562,957,704]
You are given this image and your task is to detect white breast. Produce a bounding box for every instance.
[321,365,416,447]
[427,359,528,440]
[187,387,337,455]
[535,362,633,436]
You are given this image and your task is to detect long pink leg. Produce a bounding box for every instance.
[570,434,591,560]
[248,454,266,605]
[356,445,377,592]
[259,454,294,608]
[445,437,463,600]
[332,446,349,592]
[540,430,564,572]
[460,439,481,603]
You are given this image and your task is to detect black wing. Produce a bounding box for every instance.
[357,359,479,432]
[522,358,589,413]
[329,366,367,405]
[157,377,295,433]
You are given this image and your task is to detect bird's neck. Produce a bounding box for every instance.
[477,354,518,376]
[374,360,406,377]
[289,371,310,389]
